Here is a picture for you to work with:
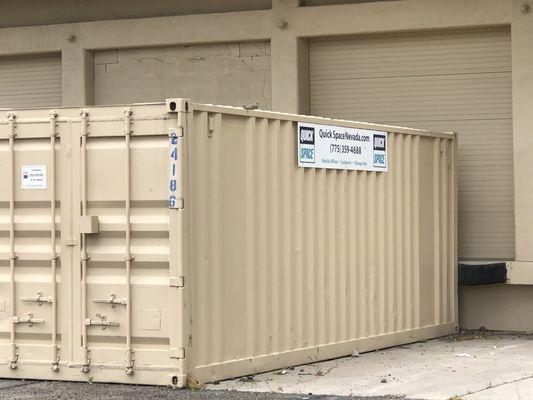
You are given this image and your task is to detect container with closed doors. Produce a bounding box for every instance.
[0,98,457,386]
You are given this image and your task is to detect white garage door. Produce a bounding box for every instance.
[310,28,513,261]
[0,54,62,108]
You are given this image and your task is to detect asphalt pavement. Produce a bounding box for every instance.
[0,380,410,400]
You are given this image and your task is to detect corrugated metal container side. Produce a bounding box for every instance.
[186,104,457,383]
[0,99,456,386]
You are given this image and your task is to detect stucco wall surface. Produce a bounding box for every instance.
[459,285,533,331]
[94,42,271,109]
[0,0,272,28]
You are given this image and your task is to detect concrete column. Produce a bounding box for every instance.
[512,2,533,262]
[61,44,94,106]
[271,0,308,114]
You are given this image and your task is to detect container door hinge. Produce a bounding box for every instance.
[125,348,135,375]
[168,197,184,210]
[169,276,185,288]
[170,347,185,359]
[51,347,61,372]
[208,116,216,137]
[168,127,183,139]
[9,344,18,369]
[81,347,91,373]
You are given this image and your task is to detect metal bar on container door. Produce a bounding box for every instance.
[168,105,187,379]
[8,113,18,369]
[49,111,60,371]
[80,111,90,373]
[124,108,134,375]
[452,135,459,326]
[176,108,185,352]
[166,102,187,384]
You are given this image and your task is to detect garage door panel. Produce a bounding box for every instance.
[310,29,511,80]
[310,74,511,93]
[0,54,62,108]
[310,30,510,54]
[310,75,511,123]
[310,28,514,260]
[310,62,511,80]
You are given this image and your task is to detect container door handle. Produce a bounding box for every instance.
[92,294,127,308]
[21,292,53,306]
[84,313,120,330]
[13,313,45,327]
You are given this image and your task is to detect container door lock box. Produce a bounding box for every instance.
[80,215,99,234]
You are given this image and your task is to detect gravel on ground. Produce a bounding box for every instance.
[0,379,416,400]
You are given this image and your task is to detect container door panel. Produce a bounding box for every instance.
[77,110,178,377]
[0,113,63,370]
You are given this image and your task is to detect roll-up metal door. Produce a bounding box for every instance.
[309,28,513,260]
[0,54,62,108]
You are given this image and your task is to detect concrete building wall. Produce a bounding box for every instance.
[459,285,533,331]
[0,0,272,28]
[93,42,271,108]
[0,0,533,331]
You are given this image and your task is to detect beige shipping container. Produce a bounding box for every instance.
[0,99,457,386]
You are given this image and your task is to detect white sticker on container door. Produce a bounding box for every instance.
[21,165,47,189]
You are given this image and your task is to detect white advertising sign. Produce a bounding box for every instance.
[297,122,387,172]
[21,165,47,189]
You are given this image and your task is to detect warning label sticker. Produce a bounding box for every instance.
[21,165,47,189]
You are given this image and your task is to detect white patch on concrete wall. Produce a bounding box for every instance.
[94,42,271,109]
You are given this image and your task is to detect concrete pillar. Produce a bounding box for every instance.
[271,0,309,114]
[61,45,94,106]
[512,1,533,262]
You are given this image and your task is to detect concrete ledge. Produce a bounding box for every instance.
[460,284,533,331]
[507,261,533,284]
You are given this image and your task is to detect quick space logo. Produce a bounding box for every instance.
[373,134,387,169]
[299,125,315,163]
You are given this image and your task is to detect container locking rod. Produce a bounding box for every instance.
[92,294,127,308]
[21,292,53,306]
[84,313,119,330]
[13,313,45,327]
